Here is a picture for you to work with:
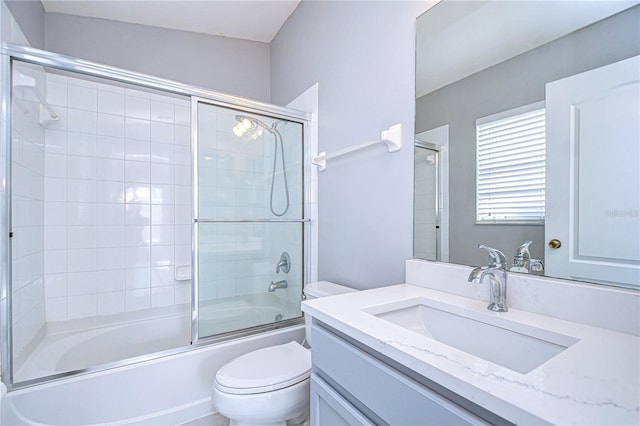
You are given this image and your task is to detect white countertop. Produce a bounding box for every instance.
[302,284,640,425]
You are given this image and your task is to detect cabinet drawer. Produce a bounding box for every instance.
[310,374,375,426]
[312,325,488,425]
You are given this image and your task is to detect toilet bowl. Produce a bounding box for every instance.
[211,281,355,426]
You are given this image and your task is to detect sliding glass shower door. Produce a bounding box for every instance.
[194,100,304,340]
[2,44,310,389]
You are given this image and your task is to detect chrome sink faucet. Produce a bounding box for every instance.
[468,244,508,312]
[511,240,544,273]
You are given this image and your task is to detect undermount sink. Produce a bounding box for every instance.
[363,298,579,374]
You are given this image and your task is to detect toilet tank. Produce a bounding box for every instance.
[303,281,356,346]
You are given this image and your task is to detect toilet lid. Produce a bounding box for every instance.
[214,341,311,395]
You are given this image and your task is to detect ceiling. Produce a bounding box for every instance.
[41,0,301,43]
[416,0,639,98]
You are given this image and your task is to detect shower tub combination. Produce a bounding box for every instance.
[15,294,300,383]
[1,44,313,424]
[5,325,304,425]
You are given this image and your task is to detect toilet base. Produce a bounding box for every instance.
[213,378,310,426]
[286,410,309,426]
[228,409,308,426]
[229,421,283,426]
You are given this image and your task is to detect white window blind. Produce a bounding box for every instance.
[476,102,545,224]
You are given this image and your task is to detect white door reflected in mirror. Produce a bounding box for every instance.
[545,55,640,288]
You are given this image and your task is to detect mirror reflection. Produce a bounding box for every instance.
[414,1,640,289]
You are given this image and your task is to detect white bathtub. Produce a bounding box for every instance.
[14,294,300,382]
[3,325,304,425]
[198,293,300,337]
[13,304,191,383]
[3,295,304,425]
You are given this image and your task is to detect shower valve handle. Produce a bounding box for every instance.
[276,252,291,274]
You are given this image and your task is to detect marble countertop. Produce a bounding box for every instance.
[302,284,640,425]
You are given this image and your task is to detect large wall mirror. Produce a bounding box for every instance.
[414,1,639,289]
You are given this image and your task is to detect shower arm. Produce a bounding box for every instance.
[237,115,277,135]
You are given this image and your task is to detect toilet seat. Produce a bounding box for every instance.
[214,341,310,395]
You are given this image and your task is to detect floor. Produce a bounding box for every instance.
[179,412,311,426]
[179,413,230,426]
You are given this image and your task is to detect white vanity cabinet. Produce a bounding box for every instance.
[310,375,376,425]
[310,323,507,425]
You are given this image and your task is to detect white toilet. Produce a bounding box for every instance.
[212,281,355,426]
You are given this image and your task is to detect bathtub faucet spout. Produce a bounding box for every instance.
[268,280,288,292]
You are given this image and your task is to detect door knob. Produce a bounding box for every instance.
[548,239,562,249]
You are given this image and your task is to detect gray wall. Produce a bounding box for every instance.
[271,1,423,289]
[416,6,640,267]
[4,0,44,48]
[44,13,271,102]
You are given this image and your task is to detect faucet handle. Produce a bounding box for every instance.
[478,244,506,267]
[529,258,544,272]
[512,240,533,268]
[515,240,532,258]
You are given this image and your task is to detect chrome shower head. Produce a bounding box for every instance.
[233,115,259,138]
[234,115,276,138]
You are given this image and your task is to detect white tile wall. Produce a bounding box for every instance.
[43,74,192,322]
[10,60,47,359]
[7,59,311,346]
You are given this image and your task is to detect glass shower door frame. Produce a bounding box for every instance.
[0,43,311,390]
[414,142,441,261]
[190,97,310,344]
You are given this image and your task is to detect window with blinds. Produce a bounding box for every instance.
[476,102,546,224]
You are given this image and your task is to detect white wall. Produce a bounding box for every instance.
[44,13,271,102]
[270,1,427,288]
[42,74,192,321]
[3,0,44,48]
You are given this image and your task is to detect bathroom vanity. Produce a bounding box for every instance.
[302,262,640,425]
[309,323,503,425]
